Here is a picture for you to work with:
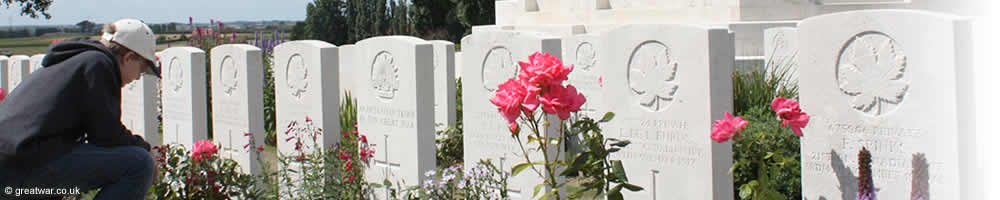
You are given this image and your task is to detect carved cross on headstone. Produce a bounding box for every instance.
[373,134,402,178]
[497,155,523,198]
[651,169,660,200]
[373,134,402,198]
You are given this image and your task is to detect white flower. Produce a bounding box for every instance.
[425,170,436,178]
[457,180,467,189]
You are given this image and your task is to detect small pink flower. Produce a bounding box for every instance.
[243,143,250,149]
[191,140,217,161]
[347,176,356,183]
[344,160,353,171]
[771,97,810,136]
[352,130,359,137]
[339,150,349,160]
[517,52,573,92]
[305,116,312,122]
[244,132,252,136]
[360,135,368,143]
[539,85,587,120]
[0,88,6,104]
[342,132,348,138]
[711,112,749,143]
[490,79,539,125]
[257,145,264,152]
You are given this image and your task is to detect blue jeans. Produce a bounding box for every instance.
[0,144,154,200]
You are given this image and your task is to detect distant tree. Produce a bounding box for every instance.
[3,0,53,19]
[409,0,464,42]
[289,21,308,41]
[452,0,494,36]
[305,0,348,45]
[390,0,409,35]
[373,0,389,36]
[75,20,96,33]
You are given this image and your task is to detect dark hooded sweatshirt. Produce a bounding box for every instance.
[0,37,151,169]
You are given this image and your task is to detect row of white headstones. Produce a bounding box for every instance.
[0,9,984,200]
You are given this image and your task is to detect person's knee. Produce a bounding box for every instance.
[121,146,155,178]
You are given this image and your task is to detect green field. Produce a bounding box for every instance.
[0,34,93,55]
[0,32,277,56]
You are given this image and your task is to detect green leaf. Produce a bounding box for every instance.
[739,183,754,199]
[622,183,644,191]
[512,162,533,177]
[610,140,631,147]
[539,188,558,200]
[764,152,775,159]
[609,184,624,200]
[600,112,615,123]
[611,160,627,182]
[533,184,543,198]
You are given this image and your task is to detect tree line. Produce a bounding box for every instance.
[293,0,494,46]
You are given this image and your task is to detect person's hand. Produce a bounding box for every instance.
[150,150,160,184]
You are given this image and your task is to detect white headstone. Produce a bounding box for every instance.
[122,72,162,146]
[274,40,341,153]
[798,10,977,200]
[338,44,361,97]
[7,55,30,92]
[461,30,562,199]
[353,36,436,197]
[273,40,341,197]
[561,33,604,119]
[572,24,734,200]
[210,44,266,174]
[159,47,209,148]
[29,54,45,73]
[0,56,8,91]
[763,27,799,81]
[430,40,457,130]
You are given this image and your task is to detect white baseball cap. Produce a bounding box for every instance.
[101,18,160,78]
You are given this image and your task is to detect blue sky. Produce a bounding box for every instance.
[2,0,315,26]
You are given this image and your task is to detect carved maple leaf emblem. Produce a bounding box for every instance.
[629,46,679,112]
[837,34,908,116]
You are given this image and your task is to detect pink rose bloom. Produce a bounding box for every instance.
[539,85,586,120]
[490,79,540,127]
[711,112,749,143]
[771,97,810,136]
[191,140,217,161]
[517,52,573,93]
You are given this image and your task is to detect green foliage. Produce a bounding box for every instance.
[450,0,494,36]
[305,0,349,45]
[409,0,464,42]
[407,160,511,200]
[561,112,643,200]
[436,79,463,168]
[732,57,798,115]
[289,22,308,41]
[3,0,52,19]
[148,144,266,200]
[263,56,278,146]
[271,92,376,199]
[389,0,410,35]
[730,55,801,200]
[731,106,801,200]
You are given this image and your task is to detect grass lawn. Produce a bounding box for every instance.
[0,34,94,55]
[0,32,275,56]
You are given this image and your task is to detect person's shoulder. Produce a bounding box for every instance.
[71,50,115,66]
